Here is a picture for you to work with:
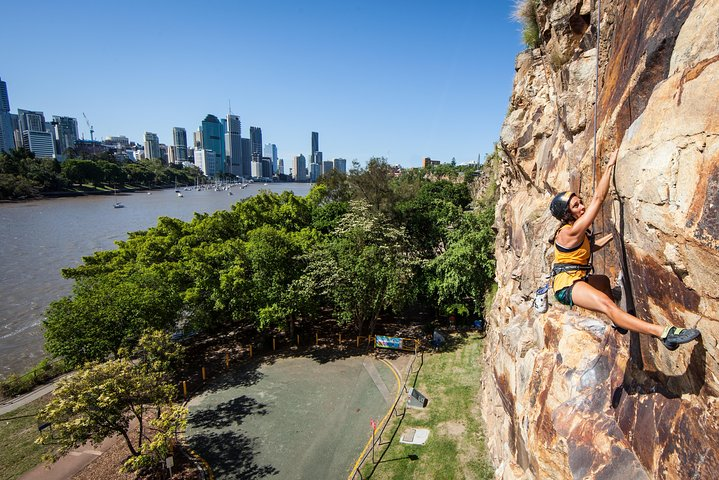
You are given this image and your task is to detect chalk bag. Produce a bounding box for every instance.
[534,284,549,313]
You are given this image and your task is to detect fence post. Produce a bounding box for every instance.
[201,367,206,381]
[297,334,300,347]
[356,336,360,348]
[182,381,187,399]
[339,333,342,344]
[273,337,276,351]
[249,344,253,358]
[225,352,230,369]
[316,332,319,346]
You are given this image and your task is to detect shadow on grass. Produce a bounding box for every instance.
[188,430,279,480]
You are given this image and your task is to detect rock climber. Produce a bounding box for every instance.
[549,151,701,350]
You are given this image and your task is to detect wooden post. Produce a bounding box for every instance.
[273,337,276,351]
[201,367,206,381]
[225,352,230,369]
[182,381,187,399]
[316,332,319,346]
[339,333,342,344]
[297,334,300,346]
[249,345,253,358]
[356,336,360,347]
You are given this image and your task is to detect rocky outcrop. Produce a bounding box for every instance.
[482,1,719,478]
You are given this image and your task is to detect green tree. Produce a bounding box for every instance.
[36,359,177,462]
[427,205,496,317]
[61,159,103,186]
[300,201,418,334]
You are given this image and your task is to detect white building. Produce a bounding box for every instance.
[194,149,219,176]
[293,154,307,181]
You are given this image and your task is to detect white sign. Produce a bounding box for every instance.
[166,456,174,468]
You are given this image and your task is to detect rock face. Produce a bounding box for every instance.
[482,1,719,478]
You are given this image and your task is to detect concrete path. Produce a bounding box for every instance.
[0,375,68,415]
[18,435,119,480]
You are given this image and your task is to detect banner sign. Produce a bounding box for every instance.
[375,335,402,350]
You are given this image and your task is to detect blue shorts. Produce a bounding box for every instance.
[554,277,588,307]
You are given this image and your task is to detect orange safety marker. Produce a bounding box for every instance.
[182,381,187,398]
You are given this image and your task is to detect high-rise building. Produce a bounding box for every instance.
[293,154,307,181]
[241,138,251,178]
[323,160,334,174]
[193,130,202,149]
[200,115,225,174]
[278,158,284,175]
[172,127,188,163]
[261,156,272,178]
[225,115,242,177]
[52,116,78,160]
[0,77,15,152]
[144,132,161,160]
[250,127,262,164]
[263,143,277,174]
[311,131,319,163]
[17,109,55,158]
[333,158,347,174]
[309,162,321,182]
[194,149,220,176]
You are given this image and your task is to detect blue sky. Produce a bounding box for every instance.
[1,1,525,168]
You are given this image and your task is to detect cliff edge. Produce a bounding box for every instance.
[482,1,719,478]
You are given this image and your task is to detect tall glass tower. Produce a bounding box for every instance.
[200,115,226,174]
[0,77,14,152]
[225,115,242,177]
[172,127,188,163]
[250,127,262,163]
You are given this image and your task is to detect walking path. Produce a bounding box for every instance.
[18,436,119,480]
[0,379,62,416]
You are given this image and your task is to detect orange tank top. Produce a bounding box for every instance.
[552,224,591,292]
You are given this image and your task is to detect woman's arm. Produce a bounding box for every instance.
[568,151,617,236]
[592,233,613,251]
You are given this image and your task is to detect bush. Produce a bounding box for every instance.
[0,358,70,398]
[514,0,541,49]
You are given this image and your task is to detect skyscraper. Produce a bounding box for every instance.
[263,143,277,174]
[172,127,188,163]
[333,158,347,174]
[17,109,55,158]
[0,77,15,152]
[200,115,226,175]
[144,132,161,160]
[225,115,242,177]
[241,138,251,178]
[250,127,262,163]
[293,154,307,181]
[52,116,79,160]
[311,131,319,163]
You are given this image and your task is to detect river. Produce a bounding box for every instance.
[0,183,312,377]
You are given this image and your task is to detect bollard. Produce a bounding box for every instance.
[273,337,276,351]
[357,336,360,348]
[201,367,206,381]
[316,332,319,346]
[339,333,342,344]
[297,334,300,346]
[182,381,187,399]
[225,352,230,369]
[249,344,253,358]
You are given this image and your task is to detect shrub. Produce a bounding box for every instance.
[514,0,541,49]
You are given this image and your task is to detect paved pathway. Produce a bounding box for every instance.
[0,378,63,416]
[18,436,119,480]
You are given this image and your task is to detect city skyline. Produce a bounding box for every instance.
[0,1,525,167]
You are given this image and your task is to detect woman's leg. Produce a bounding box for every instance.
[570,280,664,337]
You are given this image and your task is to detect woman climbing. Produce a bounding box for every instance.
[549,151,701,350]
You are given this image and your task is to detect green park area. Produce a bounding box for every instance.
[0,395,54,480]
[359,332,493,480]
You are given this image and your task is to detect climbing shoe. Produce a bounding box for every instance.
[660,326,701,351]
[611,324,628,335]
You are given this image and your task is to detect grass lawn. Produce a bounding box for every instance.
[0,395,54,480]
[360,332,494,480]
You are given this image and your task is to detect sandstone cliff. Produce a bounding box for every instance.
[482,1,719,478]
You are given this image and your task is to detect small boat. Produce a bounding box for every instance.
[113,202,124,208]
[228,191,233,196]
[177,192,183,197]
